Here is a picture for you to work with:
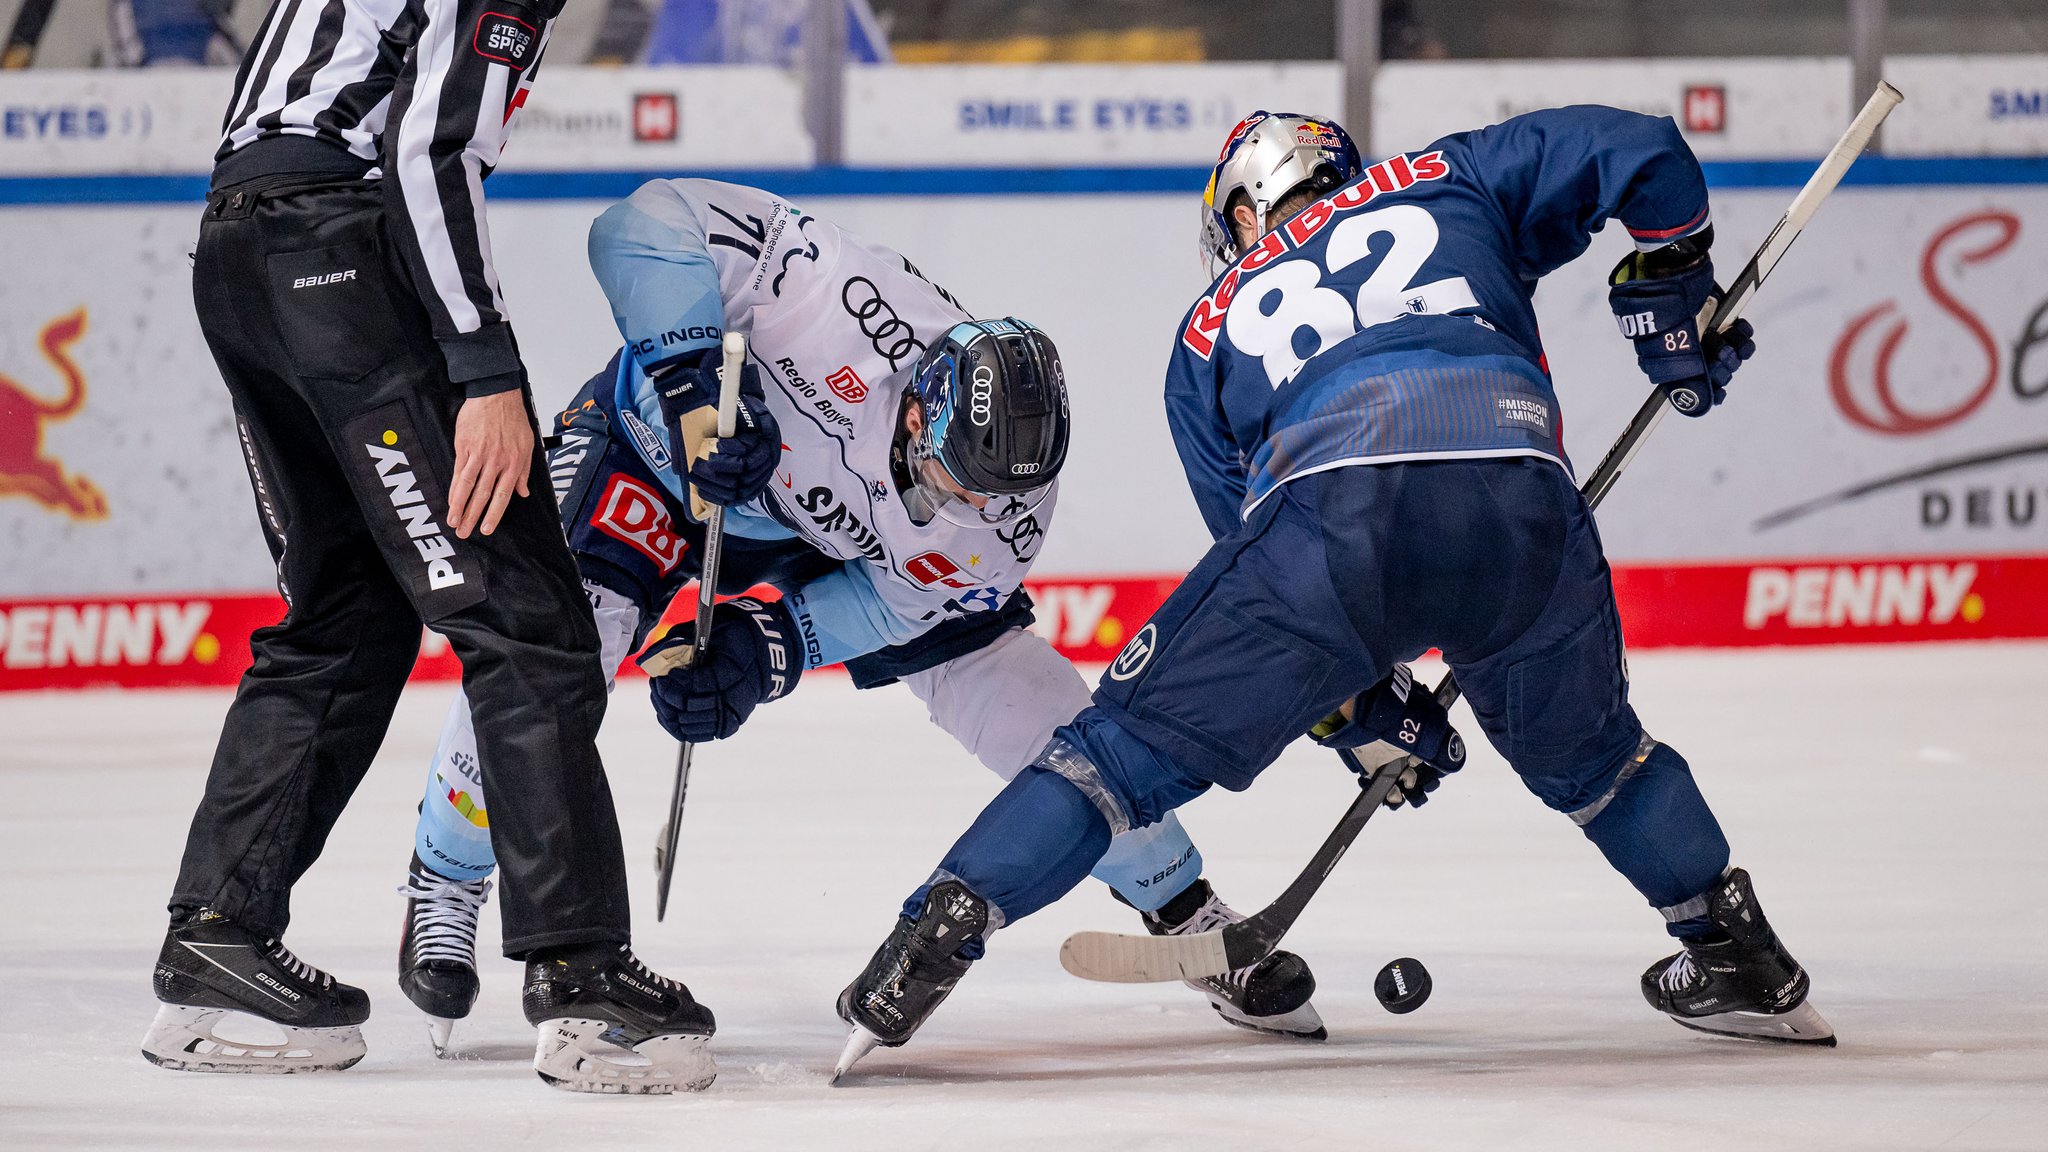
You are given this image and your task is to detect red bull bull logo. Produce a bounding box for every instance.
[0,309,105,520]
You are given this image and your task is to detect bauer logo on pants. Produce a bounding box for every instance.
[1107,622,1157,682]
[344,406,487,620]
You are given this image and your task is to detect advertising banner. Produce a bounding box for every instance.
[844,62,1340,167]
[0,67,810,176]
[1884,55,2048,158]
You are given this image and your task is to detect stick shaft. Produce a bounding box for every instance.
[655,332,749,921]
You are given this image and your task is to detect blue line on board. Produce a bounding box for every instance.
[1,156,2044,206]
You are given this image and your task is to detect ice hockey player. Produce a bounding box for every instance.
[833,107,1835,1077]
[395,177,1329,1074]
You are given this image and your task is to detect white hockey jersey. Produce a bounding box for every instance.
[588,179,1057,667]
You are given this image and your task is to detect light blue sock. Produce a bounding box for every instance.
[1091,812,1203,912]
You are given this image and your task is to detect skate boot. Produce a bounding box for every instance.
[1140,879,1326,1040]
[523,942,717,1094]
[832,880,989,1082]
[141,908,371,1073]
[397,852,491,1057]
[1642,867,1835,1046]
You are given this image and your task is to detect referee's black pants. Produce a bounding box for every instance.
[171,176,630,956]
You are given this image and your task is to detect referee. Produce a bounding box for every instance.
[142,0,714,1087]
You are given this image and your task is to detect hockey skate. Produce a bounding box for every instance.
[141,908,371,1073]
[397,852,490,1056]
[1140,879,1326,1040]
[832,880,989,1083]
[523,942,718,1093]
[1642,868,1836,1047]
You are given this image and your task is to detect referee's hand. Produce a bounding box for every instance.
[449,391,533,538]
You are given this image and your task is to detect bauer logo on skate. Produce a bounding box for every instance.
[591,474,684,574]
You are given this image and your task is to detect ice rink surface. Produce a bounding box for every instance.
[3,642,2045,1150]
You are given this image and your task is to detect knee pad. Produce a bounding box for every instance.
[1572,738,1732,919]
[935,762,1116,926]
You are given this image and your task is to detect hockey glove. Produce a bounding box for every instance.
[649,347,781,512]
[1310,663,1466,810]
[1608,248,1757,418]
[638,596,803,743]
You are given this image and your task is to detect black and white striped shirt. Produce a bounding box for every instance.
[215,0,560,391]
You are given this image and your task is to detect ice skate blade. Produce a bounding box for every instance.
[425,1015,456,1058]
[830,1026,882,1085]
[1209,998,1328,1041]
[140,1004,366,1073]
[1669,998,1837,1047]
[532,1017,716,1094]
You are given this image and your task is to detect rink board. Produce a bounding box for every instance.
[3,549,2047,689]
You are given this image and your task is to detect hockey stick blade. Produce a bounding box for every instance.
[1061,761,1406,983]
[1056,85,1902,984]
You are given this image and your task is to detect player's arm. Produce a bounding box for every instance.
[633,559,979,744]
[588,181,779,510]
[1163,334,1248,540]
[1462,105,1758,416]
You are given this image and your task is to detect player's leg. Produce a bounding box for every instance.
[838,480,1376,1062]
[899,625,1325,1038]
[1439,461,1831,1045]
[400,367,695,1053]
[149,186,425,1072]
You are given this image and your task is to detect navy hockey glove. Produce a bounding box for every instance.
[637,597,803,743]
[1608,248,1757,418]
[1310,663,1466,810]
[649,347,781,509]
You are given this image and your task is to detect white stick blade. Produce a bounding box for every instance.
[1058,928,1232,984]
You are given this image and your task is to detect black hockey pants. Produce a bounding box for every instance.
[170,176,630,956]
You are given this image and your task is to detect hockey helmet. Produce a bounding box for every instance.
[900,318,1069,527]
[1200,111,1363,276]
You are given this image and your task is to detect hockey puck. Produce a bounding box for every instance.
[1374,957,1432,1014]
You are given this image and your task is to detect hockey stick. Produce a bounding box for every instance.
[1059,81,1905,985]
[650,332,746,922]
[2,0,60,68]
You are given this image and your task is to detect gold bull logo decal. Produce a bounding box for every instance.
[0,309,106,520]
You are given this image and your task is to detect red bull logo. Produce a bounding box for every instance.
[0,309,104,520]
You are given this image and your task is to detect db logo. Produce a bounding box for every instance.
[1829,210,2023,436]
[633,93,678,143]
[591,475,684,573]
[1107,622,1158,682]
[827,364,868,403]
[1682,85,1726,134]
[905,550,976,589]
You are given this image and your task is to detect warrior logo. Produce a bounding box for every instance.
[0,309,105,520]
[1107,622,1157,682]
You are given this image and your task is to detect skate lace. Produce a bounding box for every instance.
[1166,893,1252,990]
[1660,951,1701,993]
[265,940,324,986]
[399,870,492,967]
[619,947,684,995]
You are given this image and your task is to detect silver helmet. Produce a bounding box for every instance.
[1199,111,1363,277]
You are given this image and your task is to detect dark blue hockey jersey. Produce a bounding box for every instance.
[1163,105,1714,539]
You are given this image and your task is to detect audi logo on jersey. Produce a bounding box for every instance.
[841,276,924,368]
